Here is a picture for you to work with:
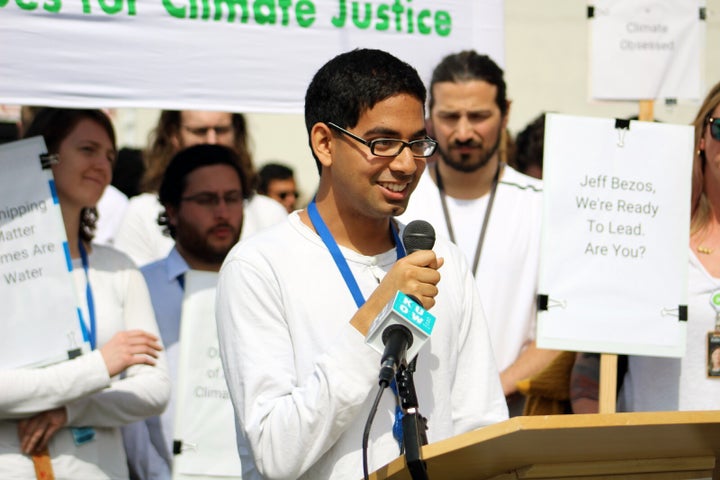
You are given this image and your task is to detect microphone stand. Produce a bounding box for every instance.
[395,357,429,480]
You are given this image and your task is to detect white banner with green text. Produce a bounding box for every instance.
[0,0,503,112]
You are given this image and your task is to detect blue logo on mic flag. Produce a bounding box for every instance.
[393,292,435,336]
[365,291,436,359]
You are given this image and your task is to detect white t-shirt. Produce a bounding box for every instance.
[114,192,288,267]
[399,165,543,372]
[619,248,720,412]
[215,212,508,480]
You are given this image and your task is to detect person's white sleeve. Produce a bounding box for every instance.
[65,268,171,427]
[0,351,110,419]
[216,257,379,480]
[114,196,160,267]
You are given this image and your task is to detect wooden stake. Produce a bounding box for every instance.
[599,353,618,414]
[32,448,54,480]
[598,99,655,415]
[639,99,654,122]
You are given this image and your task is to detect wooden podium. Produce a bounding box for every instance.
[369,411,720,480]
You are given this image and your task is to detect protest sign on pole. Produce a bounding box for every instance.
[589,0,704,101]
[0,137,88,369]
[537,113,693,358]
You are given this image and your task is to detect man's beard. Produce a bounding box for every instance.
[437,134,501,174]
[176,219,240,266]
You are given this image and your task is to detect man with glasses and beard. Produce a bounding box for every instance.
[122,144,248,479]
[400,51,557,416]
[114,110,286,268]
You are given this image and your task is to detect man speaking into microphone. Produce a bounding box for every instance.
[216,48,508,480]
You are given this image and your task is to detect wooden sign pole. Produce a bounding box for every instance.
[32,448,54,480]
[598,99,655,414]
[598,354,618,413]
[638,99,655,122]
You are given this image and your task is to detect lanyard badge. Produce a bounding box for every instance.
[707,290,720,378]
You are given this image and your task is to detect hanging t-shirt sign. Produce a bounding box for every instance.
[173,270,242,479]
[0,137,87,369]
[590,0,703,100]
[537,113,693,358]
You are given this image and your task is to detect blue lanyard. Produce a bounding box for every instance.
[307,200,406,449]
[78,241,97,350]
[307,201,405,308]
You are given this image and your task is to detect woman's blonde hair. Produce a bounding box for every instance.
[691,81,720,235]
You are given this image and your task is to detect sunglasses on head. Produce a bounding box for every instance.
[708,117,720,141]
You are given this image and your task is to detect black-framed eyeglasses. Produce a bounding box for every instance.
[326,122,437,158]
[708,117,720,141]
[180,191,243,208]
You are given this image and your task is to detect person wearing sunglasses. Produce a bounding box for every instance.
[626,81,720,411]
[701,111,720,161]
[216,48,507,480]
[257,162,300,213]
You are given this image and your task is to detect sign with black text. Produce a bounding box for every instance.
[0,137,88,369]
[173,271,242,479]
[590,0,703,100]
[537,113,692,357]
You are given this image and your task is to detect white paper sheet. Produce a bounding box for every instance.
[537,113,693,357]
[590,0,703,100]
[0,137,88,369]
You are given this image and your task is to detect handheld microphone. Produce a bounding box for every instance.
[378,324,413,386]
[402,219,435,255]
[365,220,437,386]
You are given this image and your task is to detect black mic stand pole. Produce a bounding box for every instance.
[395,357,429,480]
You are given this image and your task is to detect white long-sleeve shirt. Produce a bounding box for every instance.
[0,244,171,480]
[216,212,508,480]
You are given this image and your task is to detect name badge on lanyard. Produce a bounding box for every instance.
[707,290,720,378]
